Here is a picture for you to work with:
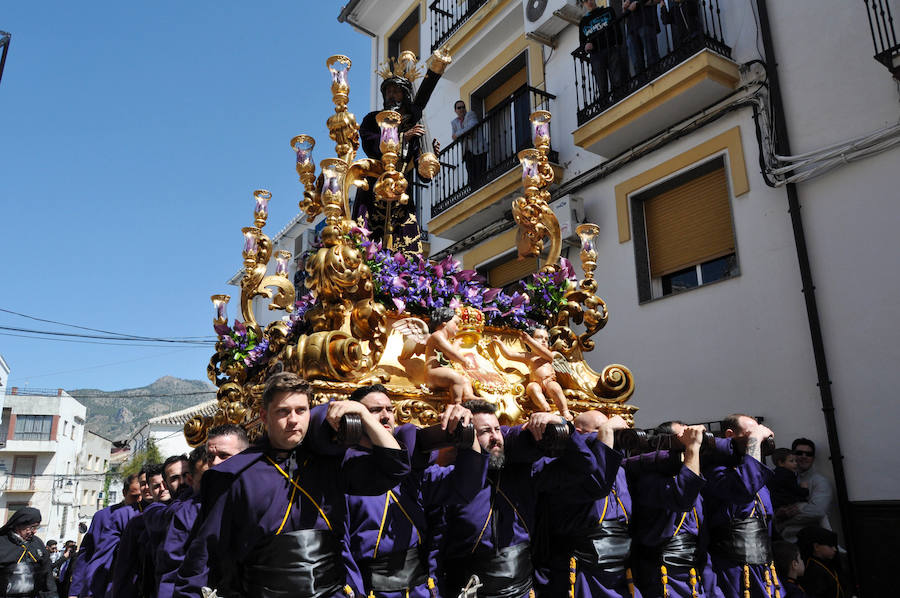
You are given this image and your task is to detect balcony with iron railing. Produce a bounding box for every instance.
[428,85,558,241]
[3,474,37,492]
[864,0,900,77]
[571,0,740,158]
[429,0,488,52]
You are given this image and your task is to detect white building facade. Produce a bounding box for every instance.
[0,388,89,543]
[127,399,218,460]
[336,1,899,593]
[77,431,113,524]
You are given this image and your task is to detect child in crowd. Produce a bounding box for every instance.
[773,541,808,598]
[797,526,847,598]
[768,447,809,510]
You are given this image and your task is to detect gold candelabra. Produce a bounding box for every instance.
[191,51,637,446]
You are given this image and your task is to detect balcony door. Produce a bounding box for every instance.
[12,455,36,490]
[471,53,531,177]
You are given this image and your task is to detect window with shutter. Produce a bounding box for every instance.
[632,157,739,302]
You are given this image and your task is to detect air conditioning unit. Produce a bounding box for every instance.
[551,195,584,241]
[524,0,581,44]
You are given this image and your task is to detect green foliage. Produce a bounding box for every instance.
[120,437,163,476]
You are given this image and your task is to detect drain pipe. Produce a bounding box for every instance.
[755,0,858,587]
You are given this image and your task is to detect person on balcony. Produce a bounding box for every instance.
[578,0,626,100]
[660,0,704,49]
[623,0,662,75]
[450,100,487,189]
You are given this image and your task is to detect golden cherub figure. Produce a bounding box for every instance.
[492,327,573,420]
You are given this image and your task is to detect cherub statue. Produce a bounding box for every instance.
[423,307,476,404]
[491,326,573,420]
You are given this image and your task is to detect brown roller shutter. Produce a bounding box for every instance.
[645,166,734,277]
[488,255,539,288]
[398,21,419,57]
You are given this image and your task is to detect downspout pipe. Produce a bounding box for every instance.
[755,0,859,588]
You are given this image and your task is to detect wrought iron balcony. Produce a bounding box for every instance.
[431,85,556,218]
[3,474,37,491]
[429,0,488,52]
[864,0,900,77]
[572,0,731,127]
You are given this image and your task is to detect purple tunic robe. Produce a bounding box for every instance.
[534,438,634,598]
[346,424,488,598]
[68,502,139,598]
[630,462,723,598]
[174,405,411,598]
[440,425,597,598]
[110,501,164,598]
[702,455,784,598]
[156,489,200,598]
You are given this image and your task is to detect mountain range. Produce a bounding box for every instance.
[70,376,216,441]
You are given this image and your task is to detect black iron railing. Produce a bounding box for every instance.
[572,0,731,126]
[431,85,556,218]
[864,0,900,76]
[430,0,488,52]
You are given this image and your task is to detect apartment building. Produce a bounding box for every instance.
[0,387,89,542]
[336,1,899,592]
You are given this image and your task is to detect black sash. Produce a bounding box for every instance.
[710,515,772,565]
[660,531,700,569]
[361,545,427,592]
[445,542,533,598]
[572,519,632,573]
[238,529,344,598]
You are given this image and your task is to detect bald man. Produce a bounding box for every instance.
[534,410,635,597]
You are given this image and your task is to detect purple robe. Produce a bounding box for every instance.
[346,424,488,598]
[702,455,784,598]
[110,500,165,598]
[440,425,597,598]
[174,404,410,598]
[534,438,634,598]
[68,502,139,597]
[630,462,723,598]
[156,490,200,598]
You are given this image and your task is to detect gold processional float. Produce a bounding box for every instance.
[185,51,637,446]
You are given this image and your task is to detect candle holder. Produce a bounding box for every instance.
[211,294,230,326]
[530,110,551,154]
[319,158,348,246]
[518,149,543,194]
[374,110,409,250]
[326,55,351,111]
[242,227,260,263]
[274,251,292,277]
[253,189,271,228]
[576,223,600,292]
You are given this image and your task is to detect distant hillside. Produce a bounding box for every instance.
[70,376,216,441]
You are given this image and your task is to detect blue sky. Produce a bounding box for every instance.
[0,2,372,391]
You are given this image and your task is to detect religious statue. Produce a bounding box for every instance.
[352,50,449,255]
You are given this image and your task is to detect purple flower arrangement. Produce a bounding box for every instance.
[214,229,578,370]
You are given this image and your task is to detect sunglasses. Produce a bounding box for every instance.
[794,450,814,457]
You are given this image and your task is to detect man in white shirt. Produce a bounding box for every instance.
[777,437,834,542]
[450,101,487,187]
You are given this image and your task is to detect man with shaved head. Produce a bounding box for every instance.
[534,410,633,597]
[703,414,781,597]
[440,402,609,598]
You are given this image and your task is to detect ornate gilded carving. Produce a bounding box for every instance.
[190,51,638,446]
